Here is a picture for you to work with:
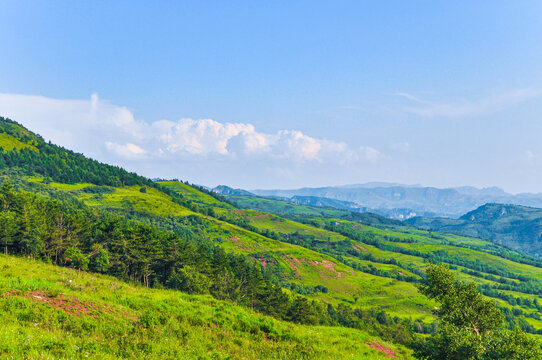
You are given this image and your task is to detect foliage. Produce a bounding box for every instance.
[0,181,419,346]
[0,255,413,359]
[413,263,541,360]
[0,117,150,187]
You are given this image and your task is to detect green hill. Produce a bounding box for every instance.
[0,255,411,359]
[406,203,542,257]
[225,193,402,226]
[1,116,542,358]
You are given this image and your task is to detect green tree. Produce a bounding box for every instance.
[166,266,210,294]
[0,211,17,254]
[287,296,320,325]
[64,247,89,274]
[18,201,44,257]
[89,243,110,273]
[413,263,541,360]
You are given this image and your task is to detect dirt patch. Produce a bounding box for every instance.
[352,244,367,253]
[259,258,268,268]
[321,260,343,279]
[304,259,353,279]
[284,256,354,279]
[366,341,396,358]
[228,236,253,251]
[284,256,301,275]
[5,290,115,319]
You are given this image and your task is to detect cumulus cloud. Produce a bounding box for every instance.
[0,93,387,186]
[105,142,147,159]
[398,89,542,118]
[154,119,270,156]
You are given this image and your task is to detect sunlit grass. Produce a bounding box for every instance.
[0,255,413,359]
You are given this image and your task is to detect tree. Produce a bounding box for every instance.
[287,296,320,325]
[413,263,541,360]
[0,211,16,254]
[18,201,44,257]
[89,243,110,273]
[64,247,89,274]
[166,266,210,294]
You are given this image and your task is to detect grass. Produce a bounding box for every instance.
[228,195,352,218]
[0,133,38,152]
[158,181,234,209]
[218,208,348,242]
[16,178,542,330]
[0,254,413,359]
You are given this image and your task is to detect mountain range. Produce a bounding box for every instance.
[250,183,542,218]
[406,203,542,258]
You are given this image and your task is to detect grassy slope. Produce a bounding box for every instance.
[24,178,434,319]
[159,180,234,209]
[171,186,542,326]
[227,194,401,226]
[0,255,412,360]
[159,181,542,327]
[228,194,355,218]
[17,178,542,330]
[407,203,542,257]
[0,132,38,152]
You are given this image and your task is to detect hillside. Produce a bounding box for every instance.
[1,116,542,358]
[0,255,411,359]
[224,193,402,226]
[406,203,542,257]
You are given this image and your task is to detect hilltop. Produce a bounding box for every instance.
[407,203,542,257]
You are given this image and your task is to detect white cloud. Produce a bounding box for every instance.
[0,93,386,181]
[399,89,542,118]
[105,142,147,159]
[360,146,386,162]
[154,118,270,156]
[275,130,321,160]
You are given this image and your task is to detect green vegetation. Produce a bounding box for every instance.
[1,116,542,358]
[414,264,539,359]
[407,203,542,258]
[0,132,38,152]
[227,194,401,226]
[0,116,149,186]
[0,255,412,359]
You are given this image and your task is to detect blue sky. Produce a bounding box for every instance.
[1,1,542,192]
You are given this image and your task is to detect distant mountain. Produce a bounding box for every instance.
[212,185,253,196]
[288,195,434,220]
[336,182,420,189]
[453,186,508,197]
[406,203,542,257]
[252,183,542,218]
[289,195,369,211]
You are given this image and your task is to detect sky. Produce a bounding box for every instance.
[1,1,542,193]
